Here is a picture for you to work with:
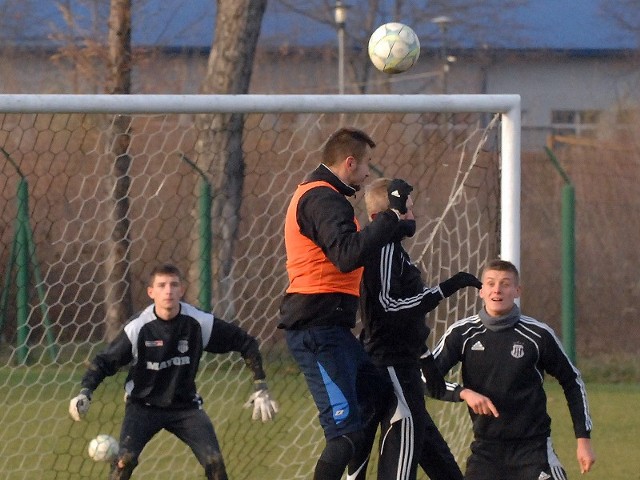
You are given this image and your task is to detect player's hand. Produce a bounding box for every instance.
[419,353,446,399]
[387,179,413,215]
[439,272,482,298]
[244,381,278,422]
[459,388,499,417]
[577,437,595,473]
[69,388,92,421]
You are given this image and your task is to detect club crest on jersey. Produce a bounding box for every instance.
[511,342,525,358]
[177,340,189,353]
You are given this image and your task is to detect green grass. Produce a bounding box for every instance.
[1,356,639,479]
[545,382,640,480]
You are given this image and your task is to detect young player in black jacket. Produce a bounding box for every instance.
[356,177,484,480]
[68,263,278,480]
[433,259,596,479]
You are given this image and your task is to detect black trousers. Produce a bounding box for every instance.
[117,402,226,476]
[465,436,567,480]
[355,364,463,480]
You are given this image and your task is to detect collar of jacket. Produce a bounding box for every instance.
[478,304,520,332]
[304,164,357,197]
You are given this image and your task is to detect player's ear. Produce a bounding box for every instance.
[345,155,356,170]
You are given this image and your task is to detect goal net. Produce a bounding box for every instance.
[0,94,520,479]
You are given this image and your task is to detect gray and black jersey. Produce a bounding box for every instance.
[433,314,592,441]
[80,302,265,409]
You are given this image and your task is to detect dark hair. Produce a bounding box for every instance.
[482,259,519,282]
[148,263,183,286]
[322,127,376,166]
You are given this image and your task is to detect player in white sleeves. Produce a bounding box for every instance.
[68,263,278,480]
[432,259,595,480]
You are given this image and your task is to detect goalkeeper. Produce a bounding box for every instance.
[68,263,277,480]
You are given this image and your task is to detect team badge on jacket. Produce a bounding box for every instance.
[511,342,524,359]
[178,340,189,353]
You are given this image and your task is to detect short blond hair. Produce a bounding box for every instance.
[481,259,520,284]
[364,177,391,219]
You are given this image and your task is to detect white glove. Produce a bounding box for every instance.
[69,389,92,421]
[243,381,278,422]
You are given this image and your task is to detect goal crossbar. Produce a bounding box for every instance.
[0,93,521,268]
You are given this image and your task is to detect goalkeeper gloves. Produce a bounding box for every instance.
[69,388,92,421]
[439,272,482,298]
[387,179,413,215]
[244,381,278,422]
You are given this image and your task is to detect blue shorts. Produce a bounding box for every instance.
[286,325,392,440]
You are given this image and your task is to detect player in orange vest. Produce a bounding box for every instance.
[278,127,412,480]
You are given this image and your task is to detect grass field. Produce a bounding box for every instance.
[545,382,640,480]
[1,359,638,479]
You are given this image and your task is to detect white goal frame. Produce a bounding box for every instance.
[0,93,521,268]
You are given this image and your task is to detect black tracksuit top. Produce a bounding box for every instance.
[433,314,593,441]
[360,238,446,367]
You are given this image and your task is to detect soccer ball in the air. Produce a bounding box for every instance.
[368,22,420,74]
[87,434,119,462]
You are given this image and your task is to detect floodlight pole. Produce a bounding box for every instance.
[334,1,349,95]
[432,16,452,93]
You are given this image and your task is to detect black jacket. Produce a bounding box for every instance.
[81,302,265,409]
[360,233,446,366]
[433,313,593,440]
[278,164,399,330]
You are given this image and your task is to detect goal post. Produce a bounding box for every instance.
[0,93,520,479]
[0,93,521,269]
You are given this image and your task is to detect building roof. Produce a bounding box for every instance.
[3,0,637,51]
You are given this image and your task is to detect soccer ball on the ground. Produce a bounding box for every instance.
[368,22,420,74]
[87,434,119,462]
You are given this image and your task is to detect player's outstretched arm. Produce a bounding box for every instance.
[459,388,499,417]
[68,388,92,421]
[244,380,279,422]
[439,272,482,298]
[576,437,596,473]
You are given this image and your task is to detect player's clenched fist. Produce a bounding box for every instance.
[387,178,413,215]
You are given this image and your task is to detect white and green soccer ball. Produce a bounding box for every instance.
[87,434,119,462]
[368,22,421,74]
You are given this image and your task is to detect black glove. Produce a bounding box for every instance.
[439,271,482,298]
[420,354,446,399]
[387,179,413,215]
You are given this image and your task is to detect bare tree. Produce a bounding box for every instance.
[103,0,134,341]
[598,1,640,47]
[49,0,110,93]
[193,0,267,315]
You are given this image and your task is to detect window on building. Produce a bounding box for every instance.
[551,110,600,137]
